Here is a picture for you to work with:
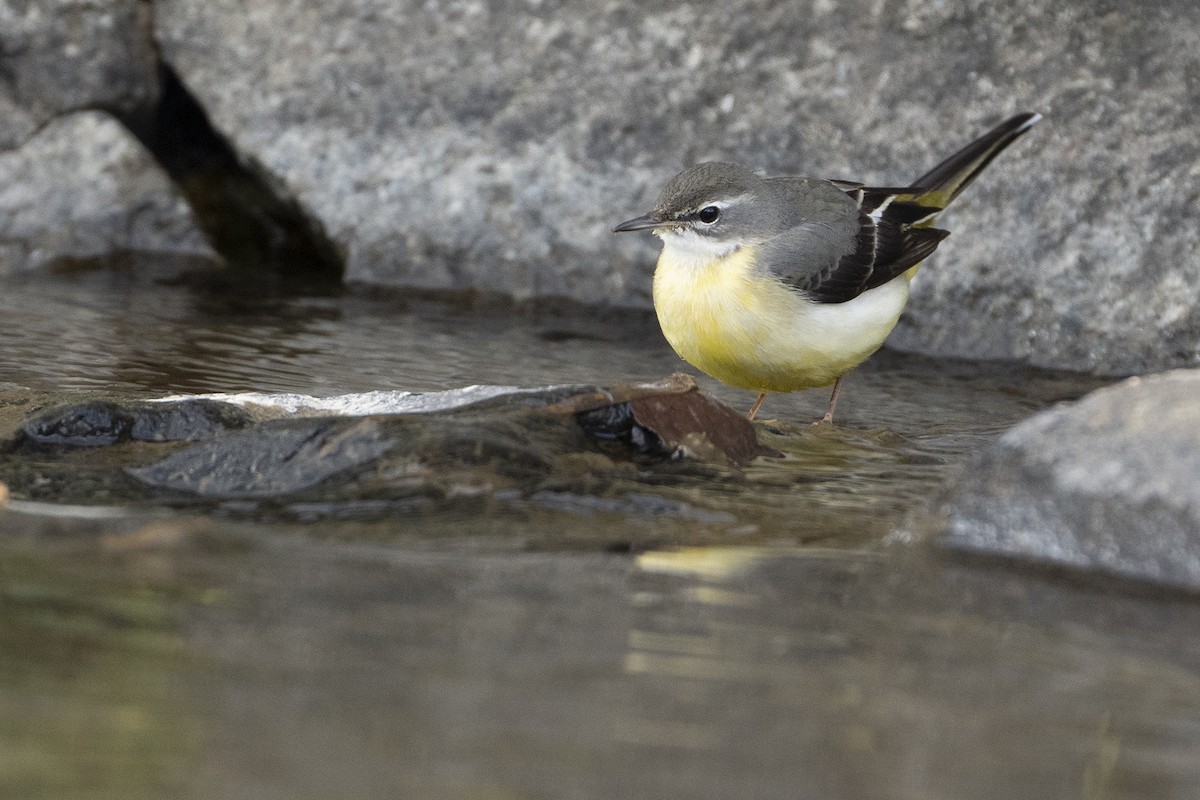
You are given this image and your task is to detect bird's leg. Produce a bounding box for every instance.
[747,391,768,421]
[813,375,845,426]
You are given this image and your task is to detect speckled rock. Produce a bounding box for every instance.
[153,0,1200,374]
[888,3,1200,376]
[936,369,1200,591]
[0,0,158,148]
[0,112,217,274]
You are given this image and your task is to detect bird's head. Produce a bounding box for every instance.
[614,162,781,255]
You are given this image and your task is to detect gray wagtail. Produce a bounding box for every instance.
[614,112,1041,423]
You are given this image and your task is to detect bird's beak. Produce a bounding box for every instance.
[613,213,668,233]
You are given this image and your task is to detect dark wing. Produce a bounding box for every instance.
[758,179,950,304]
[796,186,949,305]
[805,187,948,303]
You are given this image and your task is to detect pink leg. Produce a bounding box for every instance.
[814,375,845,426]
[747,391,768,421]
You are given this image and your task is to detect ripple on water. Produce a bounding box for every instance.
[0,264,1108,549]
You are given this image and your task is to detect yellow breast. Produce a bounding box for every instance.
[652,243,912,392]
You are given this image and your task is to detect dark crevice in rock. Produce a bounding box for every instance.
[118,62,344,287]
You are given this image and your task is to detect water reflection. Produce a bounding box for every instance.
[621,548,1200,799]
[0,263,670,396]
[0,537,202,799]
[0,261,1102,424]
[3,500,1200,798]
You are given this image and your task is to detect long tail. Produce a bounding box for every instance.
[909,112,1042,210]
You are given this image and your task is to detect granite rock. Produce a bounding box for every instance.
[936,369,1200,592]
[153,0,1200,373]
[2,0,1195,374]
[0,111,217,274]
[0,0,159,148]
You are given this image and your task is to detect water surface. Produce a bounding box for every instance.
[4,262,1194,800]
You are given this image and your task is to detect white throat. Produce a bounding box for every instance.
[656,229,742,269]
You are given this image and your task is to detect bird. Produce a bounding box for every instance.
[613,112,1041,424]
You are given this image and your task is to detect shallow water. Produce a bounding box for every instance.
[0,263,667,396]
[4,262,1198,799]
[0,264,1098,549]
[0,262,1088,418]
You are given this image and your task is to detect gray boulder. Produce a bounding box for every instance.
[936,369,1200,591]
[3,0,1195,374]
[0,0,159,148]
[0,1,217,273]
[0,112,217,275]
[153,0,1200,374]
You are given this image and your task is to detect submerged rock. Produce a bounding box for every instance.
[19,397,256,446]
[5,377,765,505]
[935,369,1200,591]
[130,417,400,499]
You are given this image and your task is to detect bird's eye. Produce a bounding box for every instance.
[696,206,721,224]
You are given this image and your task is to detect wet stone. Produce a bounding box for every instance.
[575,390,774,464]
[129,418,398,499]
[7,377,765,509]
[18,398,257,446]
[933,369,1200,592]
[558,372,774,465]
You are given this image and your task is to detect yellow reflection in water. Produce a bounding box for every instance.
[634,546,766,580]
